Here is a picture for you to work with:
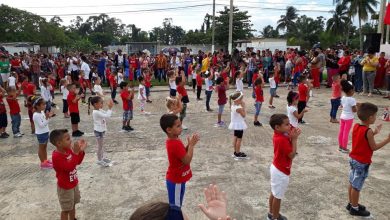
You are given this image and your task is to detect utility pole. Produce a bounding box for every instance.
[228,0,233,55]
[212,0,216,53]
[378,0,387,43]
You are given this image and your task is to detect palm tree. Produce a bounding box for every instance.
[335,0,379,49]
[327,3,349,34]
[276,6,298,35]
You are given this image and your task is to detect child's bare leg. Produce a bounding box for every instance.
[218,113,222,122]
[254,114,258,122]
[348,184,352,204]
[126,120,130,127]
[235,138,242,153]
[269,193,274,214]
[123,120,126,127]
[71,124,78,132]
[38,143,48,162]
[70,206,76,220]
[350,187,360,207]
[269,97,273,106]
[60,211,69,220]
[233,136,237,153]
[271,197,281,219]
[0,127,5,133]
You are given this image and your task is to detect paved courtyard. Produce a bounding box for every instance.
[0,86,389,220]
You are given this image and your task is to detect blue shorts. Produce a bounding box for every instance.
[36,132,49,144]
[270,88,277,97]
[94,130,105,138]
[166,180,186,208]
[254,102,262,116]
[123,110,133,121]
[145,87,150,97]
[218,105,225,114]
[349,158,370,191]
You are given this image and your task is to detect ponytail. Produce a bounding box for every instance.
[88,96,103,115]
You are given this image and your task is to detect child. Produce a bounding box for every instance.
[117,68,124,85]
[93,77,104,98]
[109,71,118,104]
[32,97,54,169]
[228,91,248,159]
[166,95,183,115]
[168,70,177,97]
[269,72,277,109]
[176,71,189,129]
[330,74,341,123]
[50,129,87,220]
[78,73,87,104]
[254,78,264,126]
[8,72,17,89]
[88,96,114,167]
[196,69,203,100]
[338,79,357,153]
[347,103,390,217]
[138,76,150,114]
[297,75,309,123]
[159,114,200,208]
[235,71,244,92]
[268,114,301,220]
[205,71,214,112]
[49,74,56,105]
[274,63,281,98]
[26,95,36,134]
[120,81,134,131]
[0,87,9,138]
[60,79,69,118]
[286,91,308,129]
[40,78,53,114]
[67,84,84,137]
[216,76,227,127]
[6,87,23,138]
[143,69,152,103]
[191,64,197,93]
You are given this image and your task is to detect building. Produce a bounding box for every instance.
[0,42,40,54]
[126,42,158,55]
[235,38,290,51]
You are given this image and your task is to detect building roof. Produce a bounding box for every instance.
[0,42,39,46]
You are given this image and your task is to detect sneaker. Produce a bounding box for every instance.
[299,120,306,124]
[72,131,82,137]
[269,105,276,109]
[182,125,188,130]
[274,95,280,98]
[146,100,152,103]
[40,161,53,169]
[248,86,252,88]
[3,132,9,137]
[77,130,84,135]
[254,121,262,126]
[238,152,247,157]
[339,147,350,154]
[267,213,273,220]
[273,214,288,220]
[126,126,134,131]
[197,98,203,101]
[0,133,9,139]
[346,203,366,211]
[96,160,111,167]
[14,133,23,138]
[206,108,213,112]
[103,158,112,163]
[349,206,370,217]
[122,126,129,131]
[113,100,119,104]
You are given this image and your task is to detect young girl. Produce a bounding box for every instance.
[40,78,53,114]
[176,71,189,129]
[93,77,104,98]
[287,91,308,129]
[60,79,69,118]
[8,72,17,89]
[216,76,227,127]
[330,74,341,123]
[205,71,214,112]
[338,79,357,153]
[167,70,177,97]
[26,95,35,134]
[166,94,183,115]
[32,97,54,169]
[254,78,264,126]
[235,71,244,92]
[88,96,114,167]
[191,64,197,93]
[268,72,276,109]
[228,91,248,160]
[138,76,150,114]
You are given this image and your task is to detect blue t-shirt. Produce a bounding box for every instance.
[98,58,106,73]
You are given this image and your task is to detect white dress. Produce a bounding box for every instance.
[228,104,247,130]
[236,78,244,92]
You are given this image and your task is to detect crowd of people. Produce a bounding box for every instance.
[0,45,389,220]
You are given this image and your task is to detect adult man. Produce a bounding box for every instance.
[156,51,167,82]
[0,53,10,88]
[67,53,79,82]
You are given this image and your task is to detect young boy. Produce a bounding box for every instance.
[50,129,87,220]
[67,84,84,137]
[143,69,152,103]
[120,81,134,131]
[109,71,118,104]
[297,76,309,124]
[137,76,150,114]
[196,69,203,100]
[215,76,227,127]
[160,114,200,208]
[176,71,189,130]
[254,78,264,127]
[330,74,341,123]
[268,114,301,220]
[347,102,390,217]
[0,86,9,138]
[268,72,277,109]
[6,87,23,138]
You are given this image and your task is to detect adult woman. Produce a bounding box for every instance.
[360,48,379,97]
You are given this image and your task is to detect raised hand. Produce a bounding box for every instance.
[107,99,114,109]
[198,184,229,220]
[374,124,382,135]
[73,141,81,155]
[77,139,88,152]
[289,127,302,139]
[187,133,200,147]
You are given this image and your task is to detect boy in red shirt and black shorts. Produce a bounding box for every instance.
[120,81,134,131]
[297,75,308,124]
[160,114,200,209]
[143,69,152,103]
[268,114,301,220]
[67,84,84,137]
[346,103,390,217]
[50,129,87,220]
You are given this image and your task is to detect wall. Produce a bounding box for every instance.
[3,45,40,54]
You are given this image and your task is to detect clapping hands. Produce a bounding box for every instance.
[187,133,200,147]
[73,139,87,155]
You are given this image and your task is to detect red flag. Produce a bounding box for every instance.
[384,3,390,25]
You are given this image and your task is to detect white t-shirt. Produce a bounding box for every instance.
[192,71,197,79]
[138,84,146,100]
[169,79,177,90]
[117,72,124,85]
[40,86,52,102]
[33,111,49,134]
[269,77,276,88]
[340,96,356,120]
[93,85,103,96]
[67,57,79,71]
[8,76,16,87]
[38,76,46,88]
[236,78,244,92]
[93,109,112,132]
[61,86,69,100]
[80,61,91,80]
[205,78,213,91]
[228,104,247,130]
[287,105,298,128]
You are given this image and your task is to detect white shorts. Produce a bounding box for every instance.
[1,73,10,82]
[270,164,290,199]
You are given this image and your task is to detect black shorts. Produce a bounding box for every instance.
[170,89,177,97]
[234,130,244,138]
[0,113,7,128]
[70,112,80,124]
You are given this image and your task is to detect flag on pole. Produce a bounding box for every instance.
[384,3,390,25]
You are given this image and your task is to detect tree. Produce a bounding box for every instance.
[289,15,325,49]
[326,3,349,35]
[214,6,254,48]
[277,6,298,35]
[151,18,185,45]
[260,25,279,38]
[337,0,379,49]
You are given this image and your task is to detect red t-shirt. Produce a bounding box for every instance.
[25,83,36,96]
[120,90,133,111]
[255,85,264,102]
[350,124,373,164]
[10,59,21,68]
[67,92,79,113]
[49,79,56,91]
[6,97,20,115]
[0,96,7,114]
[166,138,192,183]
[196,74,203,86]
[298,83,308,102]
[130,57,137,69]
[177,85,187,97]
[108,75,117,87]
[252,73,259,84]
[217,85,227,105]
[52,149,85,190]
[144,74,151,88]
[21,81,29,95]
[272,131,293,175]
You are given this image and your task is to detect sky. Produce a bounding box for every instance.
[1,0,379,35]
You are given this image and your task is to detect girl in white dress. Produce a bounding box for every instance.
[228,91,248,160]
